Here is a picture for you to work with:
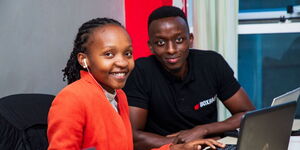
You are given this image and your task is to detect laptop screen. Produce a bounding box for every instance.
[237,101,297,150]
[271,87,300,106]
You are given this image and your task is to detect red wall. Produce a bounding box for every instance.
[125,0,172,59]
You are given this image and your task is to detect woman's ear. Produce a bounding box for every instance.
[77,53,88,68]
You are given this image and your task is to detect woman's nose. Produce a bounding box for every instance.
[115,57,128,68]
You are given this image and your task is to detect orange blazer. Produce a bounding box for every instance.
[47,71,133,150]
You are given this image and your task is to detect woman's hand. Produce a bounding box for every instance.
[170,138,225,150]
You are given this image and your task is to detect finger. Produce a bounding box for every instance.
[197,145,202,150]
[192,144,202,150]
[174,137,186,144]
[172,134,186,144]
[186,139,205,145]
[188,139,217,149]
[207,139,225,148]
[203,139,225,149]
[185,140,205,150]
[172,137,179,144]
[216,142,226,148]
[179,138,186,144]
[167,132,179,137]
[203,141,216,149]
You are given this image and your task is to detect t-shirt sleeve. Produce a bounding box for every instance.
[215,54,241,101]
[47,90,85,150]
[123,64,150,109]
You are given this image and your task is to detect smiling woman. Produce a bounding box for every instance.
[47,18,135,150]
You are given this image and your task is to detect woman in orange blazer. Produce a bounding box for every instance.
[47,18,224,150]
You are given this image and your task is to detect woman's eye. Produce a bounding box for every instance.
[176,37,183,43]
[104,52,113,57]
[125,51,133,57]
[155,40,165,46]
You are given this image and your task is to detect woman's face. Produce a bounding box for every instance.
[83,24,134,93]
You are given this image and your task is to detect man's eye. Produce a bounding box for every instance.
[155,40,165,46]
[176,37,183,43]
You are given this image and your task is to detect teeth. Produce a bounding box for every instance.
[112,73,126,77]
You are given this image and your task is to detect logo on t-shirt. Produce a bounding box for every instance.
[194,95,217,110]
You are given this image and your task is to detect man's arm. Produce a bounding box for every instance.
[169,88,255,144]
[130,106,175,150]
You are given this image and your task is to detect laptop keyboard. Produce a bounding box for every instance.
[216,144,237,150]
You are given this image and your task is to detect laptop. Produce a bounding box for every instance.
[271,87,300,106]
[271,87,300,133]
[217,101,297,150]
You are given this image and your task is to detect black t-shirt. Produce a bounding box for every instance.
[123,49,240,135]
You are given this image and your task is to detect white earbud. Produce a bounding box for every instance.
[83,58,88,68]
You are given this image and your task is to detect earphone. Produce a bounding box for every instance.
[83,58,88,68]
[82,57,116,95]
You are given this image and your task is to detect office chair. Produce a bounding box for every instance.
[0,94,55,150]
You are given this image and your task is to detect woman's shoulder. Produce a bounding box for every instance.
[59,80,87,95]
[53,80,93,105]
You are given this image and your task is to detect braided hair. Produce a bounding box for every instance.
[62,18,123,84]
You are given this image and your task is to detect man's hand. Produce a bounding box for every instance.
[170,138,225,150]
[167,126,208,144]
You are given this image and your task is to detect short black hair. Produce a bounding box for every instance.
[62,18,123,84]
[148,6,188,28]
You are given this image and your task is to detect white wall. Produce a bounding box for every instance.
[0,0,125,97]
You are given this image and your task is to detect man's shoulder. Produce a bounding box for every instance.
[190,49,221,57]
[135,55,156,63]
[189,49,223,62]
[130,55,163,81]
[134,55,158,69]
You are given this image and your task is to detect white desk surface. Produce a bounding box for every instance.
[292,119,300,130]
[218,119,300,149]
[218,136,300,150]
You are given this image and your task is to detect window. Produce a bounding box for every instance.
[238,1,300,117]
[240,0,300,11]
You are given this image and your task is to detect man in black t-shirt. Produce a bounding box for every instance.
[123,6,255,150]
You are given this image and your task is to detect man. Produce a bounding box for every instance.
[124,6,255,150]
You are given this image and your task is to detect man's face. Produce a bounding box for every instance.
[148,17,193,75]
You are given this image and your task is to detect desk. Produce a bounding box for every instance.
[289,119,300,149]
[292,119,300,130]
[218,136,300,150]
[218,119,300,149]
